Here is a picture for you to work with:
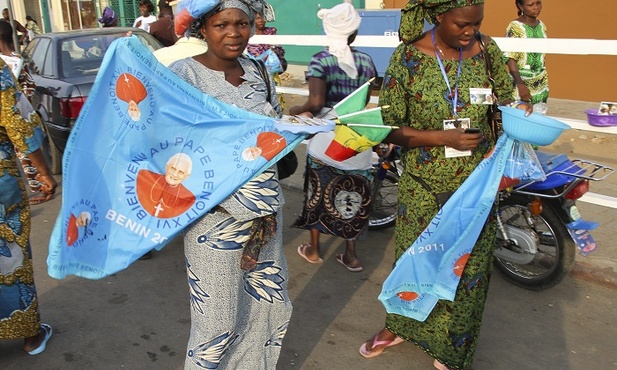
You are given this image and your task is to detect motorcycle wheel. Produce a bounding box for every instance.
[494,195,576,291]
[368,173,398,230]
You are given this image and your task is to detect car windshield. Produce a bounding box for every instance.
[60,33,159,78]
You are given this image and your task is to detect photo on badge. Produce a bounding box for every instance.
[469,87,493,105]
[444,118,471,158]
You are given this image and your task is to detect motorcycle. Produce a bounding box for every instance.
[495,151,613,290]
[367,146,614,290]
[368,144,402,230]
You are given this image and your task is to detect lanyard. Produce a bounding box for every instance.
[432,29,462,118]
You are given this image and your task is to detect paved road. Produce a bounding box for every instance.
[0,183,615,370]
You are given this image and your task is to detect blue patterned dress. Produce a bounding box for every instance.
[169,57,292,370]
[0,60,45,339]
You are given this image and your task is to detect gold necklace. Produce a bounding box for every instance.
[431,29,458,61]
[434,44,448,60]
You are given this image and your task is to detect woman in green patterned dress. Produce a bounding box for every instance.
[358,1,530,369]
[505,0,548,104]
[0,58,57,354]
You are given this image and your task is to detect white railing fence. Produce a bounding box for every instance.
[250,35,617,209]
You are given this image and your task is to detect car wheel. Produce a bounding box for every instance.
[41,127,63,175]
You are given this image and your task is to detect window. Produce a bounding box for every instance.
[26,38,51,76]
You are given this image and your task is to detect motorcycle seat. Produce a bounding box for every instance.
[535,151,570,173]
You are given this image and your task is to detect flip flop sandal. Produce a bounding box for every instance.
[336,253,363,272]
[29,192,54,206]
[297,243,323,264]
[433,359,455,370]
[28,323,53,355]
[359,335,404,359]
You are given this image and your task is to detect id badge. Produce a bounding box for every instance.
[444,118,471,158]
[262,101,278,117]
[469,88,494,105]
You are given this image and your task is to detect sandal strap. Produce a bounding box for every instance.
[371,335,399,348]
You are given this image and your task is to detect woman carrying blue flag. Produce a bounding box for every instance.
[168,1,294,368]
[358,1,530,369]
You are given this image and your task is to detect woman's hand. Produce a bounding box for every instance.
[298,111,316,139]
[26,149,57,196]
[443,129,483,152]
[516,83,532,103]
[297,111,313,118]
[38,174,57,196]
[508,101,534,116]
[519,102,533,116]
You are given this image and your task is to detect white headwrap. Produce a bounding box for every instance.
[317,1,361,79]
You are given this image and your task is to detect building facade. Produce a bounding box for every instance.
[2,0,142,33]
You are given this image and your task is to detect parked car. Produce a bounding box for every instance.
[21,28,163,174]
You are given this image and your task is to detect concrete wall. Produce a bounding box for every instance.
[481,1,616,102]
[376,1,617,103]
[272,0,615,102]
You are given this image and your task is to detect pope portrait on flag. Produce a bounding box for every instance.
[136,152,196,219]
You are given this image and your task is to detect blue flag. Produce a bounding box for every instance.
[378,135,515,321]
[47,36,311,280]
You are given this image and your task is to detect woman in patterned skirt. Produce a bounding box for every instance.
[358,1,530,369]
[0,57,57,354]
[289,1,377,273]
[168,0,296,368]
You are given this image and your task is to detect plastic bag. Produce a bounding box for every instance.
[502,140,546,185]
[257,49,284,74]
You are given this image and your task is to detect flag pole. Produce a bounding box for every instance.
[334,120,398,129]
[332,77,375,113]
[344,124,398,129]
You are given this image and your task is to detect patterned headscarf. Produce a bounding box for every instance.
[399,0,485,43]
[182,0,271,38]
[318,1,361,79]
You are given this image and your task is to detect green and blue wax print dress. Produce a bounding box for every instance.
[379,36,513,370]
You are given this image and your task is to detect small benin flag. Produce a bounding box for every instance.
[333,78,373,116]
